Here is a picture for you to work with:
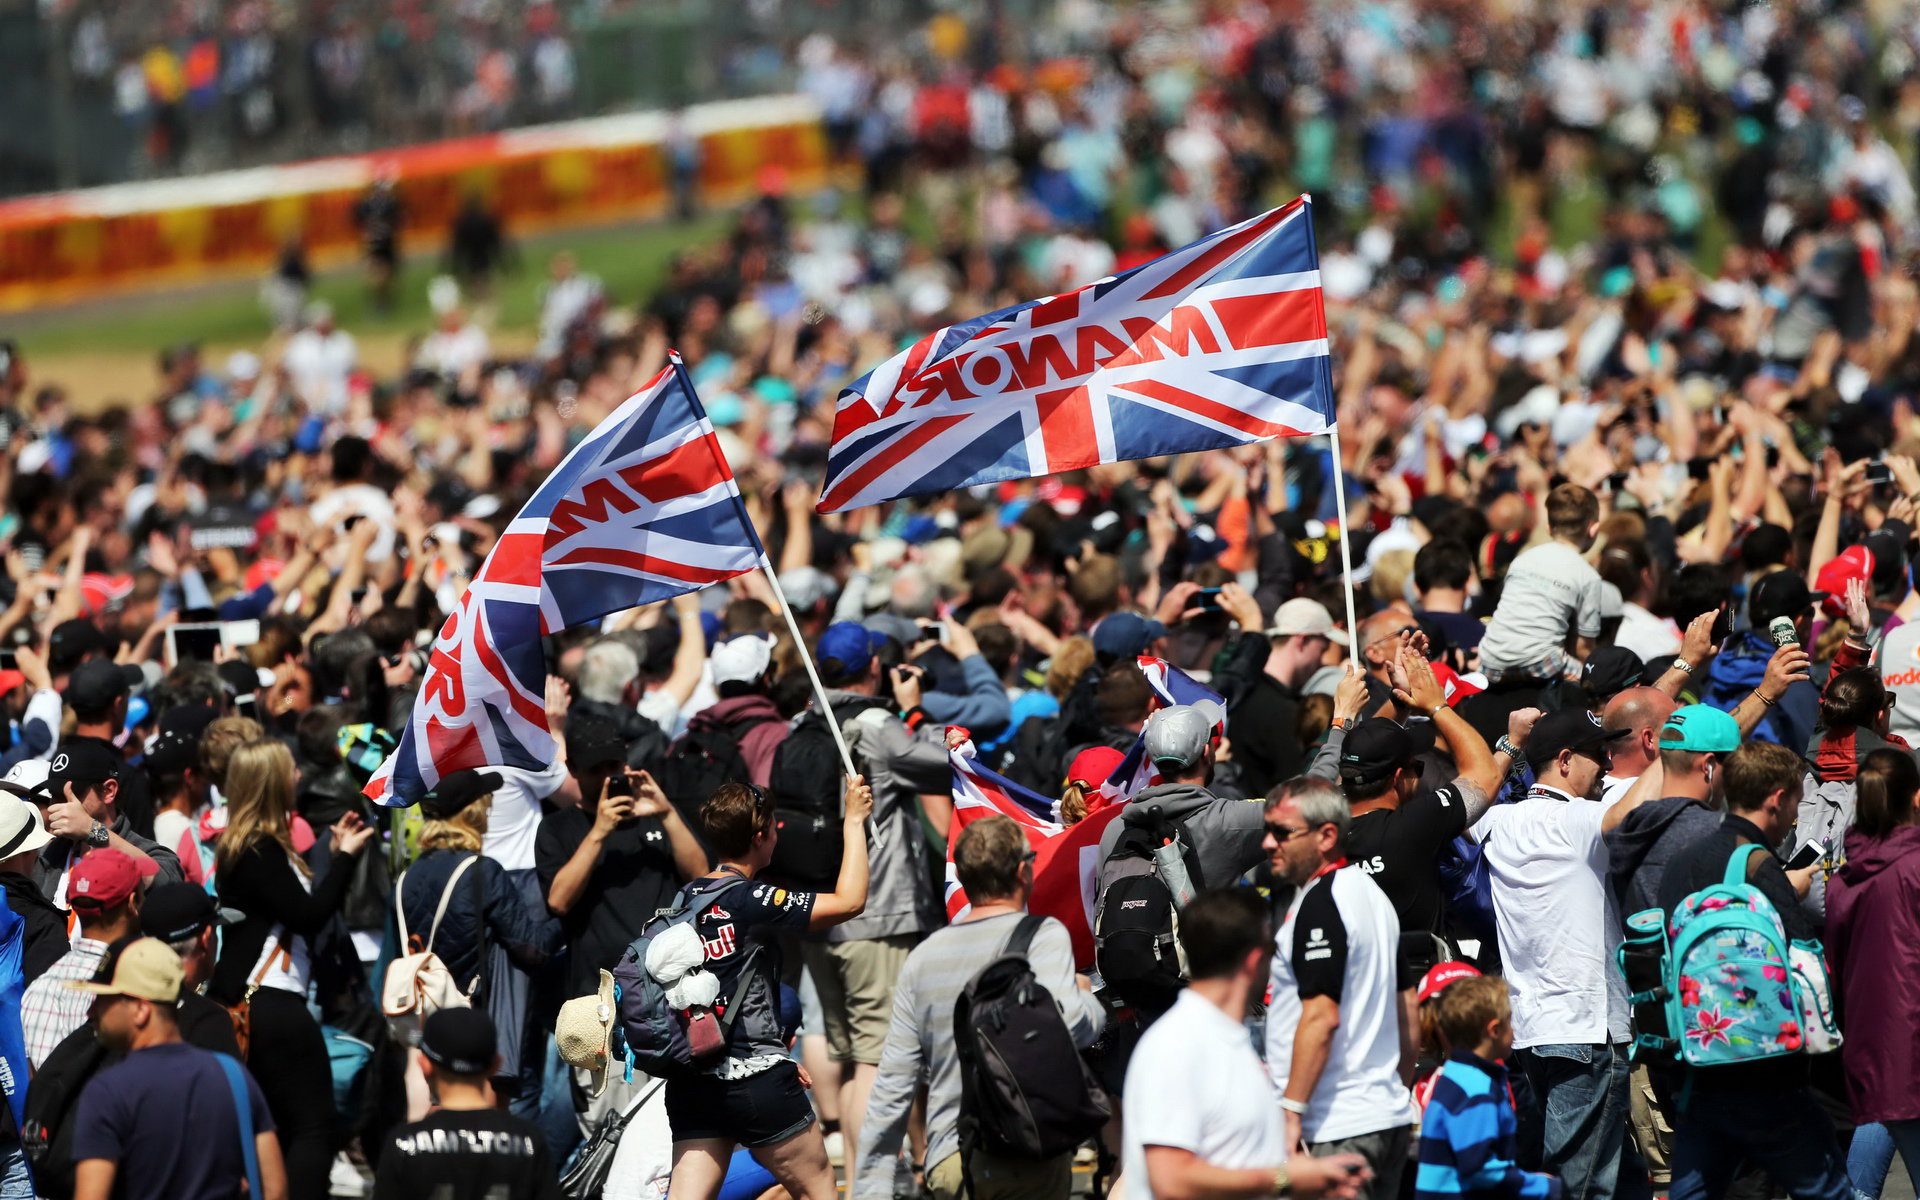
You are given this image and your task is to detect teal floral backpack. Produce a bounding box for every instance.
[1619,844,1841,1068]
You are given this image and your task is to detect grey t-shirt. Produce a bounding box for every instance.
[1478,541,1604,673]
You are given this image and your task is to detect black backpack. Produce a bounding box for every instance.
[654,719,773,843]
[20,1023,115,1199]
[952,915,1109,1171]
[765,708,857,889]
[1091,818,1195,1021]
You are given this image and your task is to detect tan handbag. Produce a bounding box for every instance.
[381,854,482,1044]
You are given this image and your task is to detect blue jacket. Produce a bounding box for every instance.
[1417,1051,1561,1200]
[1701,633,1817,750]
[397,849,561,992]
[915,654,1013,742]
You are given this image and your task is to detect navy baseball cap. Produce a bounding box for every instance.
[817,622,884,681]
[1092,612,1166,662]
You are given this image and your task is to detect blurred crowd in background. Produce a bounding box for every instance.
[5,0,1920,1197]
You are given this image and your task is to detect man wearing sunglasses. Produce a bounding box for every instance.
[1262,777,1415,1200]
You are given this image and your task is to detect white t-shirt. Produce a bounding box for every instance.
[253,850,314,995]
[309,483,399,565]
[153,809,194,864]
[483,758,571,872]
[1599,773,1636,807]
[1123,989,1285,1200]
[1880,619,1920,747]
[1614,603,1681,664]
[1266,866,1416,1142]
[413,324,491,379]
[283,328,358,415]
[1478,542,1604,674]
[1476,787,1629,1048]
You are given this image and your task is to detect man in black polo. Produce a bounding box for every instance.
[1336,648,1528,966]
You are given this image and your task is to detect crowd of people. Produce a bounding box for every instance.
[8,1,1920,1199]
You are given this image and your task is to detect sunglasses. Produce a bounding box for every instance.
[1264,822,1316,842]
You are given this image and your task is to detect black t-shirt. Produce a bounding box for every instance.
[372,1108,561,1200]
[682,871,814,1060]
[534,805,683,997]
[1345,781,1471,938]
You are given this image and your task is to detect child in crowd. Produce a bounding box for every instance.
[1415,975,1561,1200]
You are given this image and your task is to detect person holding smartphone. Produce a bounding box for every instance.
[536,719,708,1005]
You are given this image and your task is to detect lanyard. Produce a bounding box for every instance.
[1309,857,1349,881]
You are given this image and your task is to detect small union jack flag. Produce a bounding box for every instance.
[818,195,1335,513]
[944,747,1123,966]
[1097,656,1228,804]
[365,354,763,807]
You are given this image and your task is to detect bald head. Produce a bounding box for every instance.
[1603,686,1678,777]
[1358,610,1419,672]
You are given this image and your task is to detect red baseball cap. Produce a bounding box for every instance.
[1417,960,1483,1004]
[67,848,158,909]
[1065,746,1126,791]
[1814,545,1874,616]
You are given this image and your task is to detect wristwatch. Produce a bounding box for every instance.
[86,820,110,849]
[1273,1164,1292,1197]
[1495,734,1521,760]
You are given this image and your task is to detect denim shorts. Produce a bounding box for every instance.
[665,1059,814,1148]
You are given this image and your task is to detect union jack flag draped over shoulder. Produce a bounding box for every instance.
[365,354,762,807]
[817,195,1335,514]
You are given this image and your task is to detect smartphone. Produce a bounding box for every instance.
[1195,587,1226,612]
[166,623,223,665]
[222,619,261,650]
[0,649,15,673]
[1866,462,1894,485]
[917,620,949,645]
[1604,472,1628,493]
[605,773,634,798]
[1787,839,1829,871]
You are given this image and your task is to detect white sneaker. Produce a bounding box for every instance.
[824,1130,845,1167]
[330,1152,368,1198]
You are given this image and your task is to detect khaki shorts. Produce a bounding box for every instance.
[926,1150,1072,1200]
[800,935,917,1065]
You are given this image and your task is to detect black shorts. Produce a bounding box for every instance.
[665,1059,814,1148]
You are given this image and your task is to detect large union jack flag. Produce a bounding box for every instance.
[817,195,1334,514]
[365,354,763,807]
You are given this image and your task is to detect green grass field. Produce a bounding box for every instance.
[8,213,733,402]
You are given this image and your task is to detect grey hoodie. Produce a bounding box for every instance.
[815,689,950,944]
[1095,781,1268,890]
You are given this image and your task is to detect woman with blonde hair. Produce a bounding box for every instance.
[214,738,373,1200]
[394,767,560,1113]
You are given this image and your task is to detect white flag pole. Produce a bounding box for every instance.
[663,345,880,849]
[758,553,857,781]
[756,553,884,850]
[1325,426,1361,667]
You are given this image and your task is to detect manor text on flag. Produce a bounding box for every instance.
[818,195,1334,513]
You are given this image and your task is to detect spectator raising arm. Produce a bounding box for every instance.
[1393,647,1499,815]
[807,775,873,930]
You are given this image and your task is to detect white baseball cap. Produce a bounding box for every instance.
[1265,598,1350,645]
[0,791,50,859]
[710,633,775,688]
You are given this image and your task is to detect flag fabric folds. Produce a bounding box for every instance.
[366,354,761,807]
[943,748,1122,966]
[818,195,1334,513]
[943,658,1226,965]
